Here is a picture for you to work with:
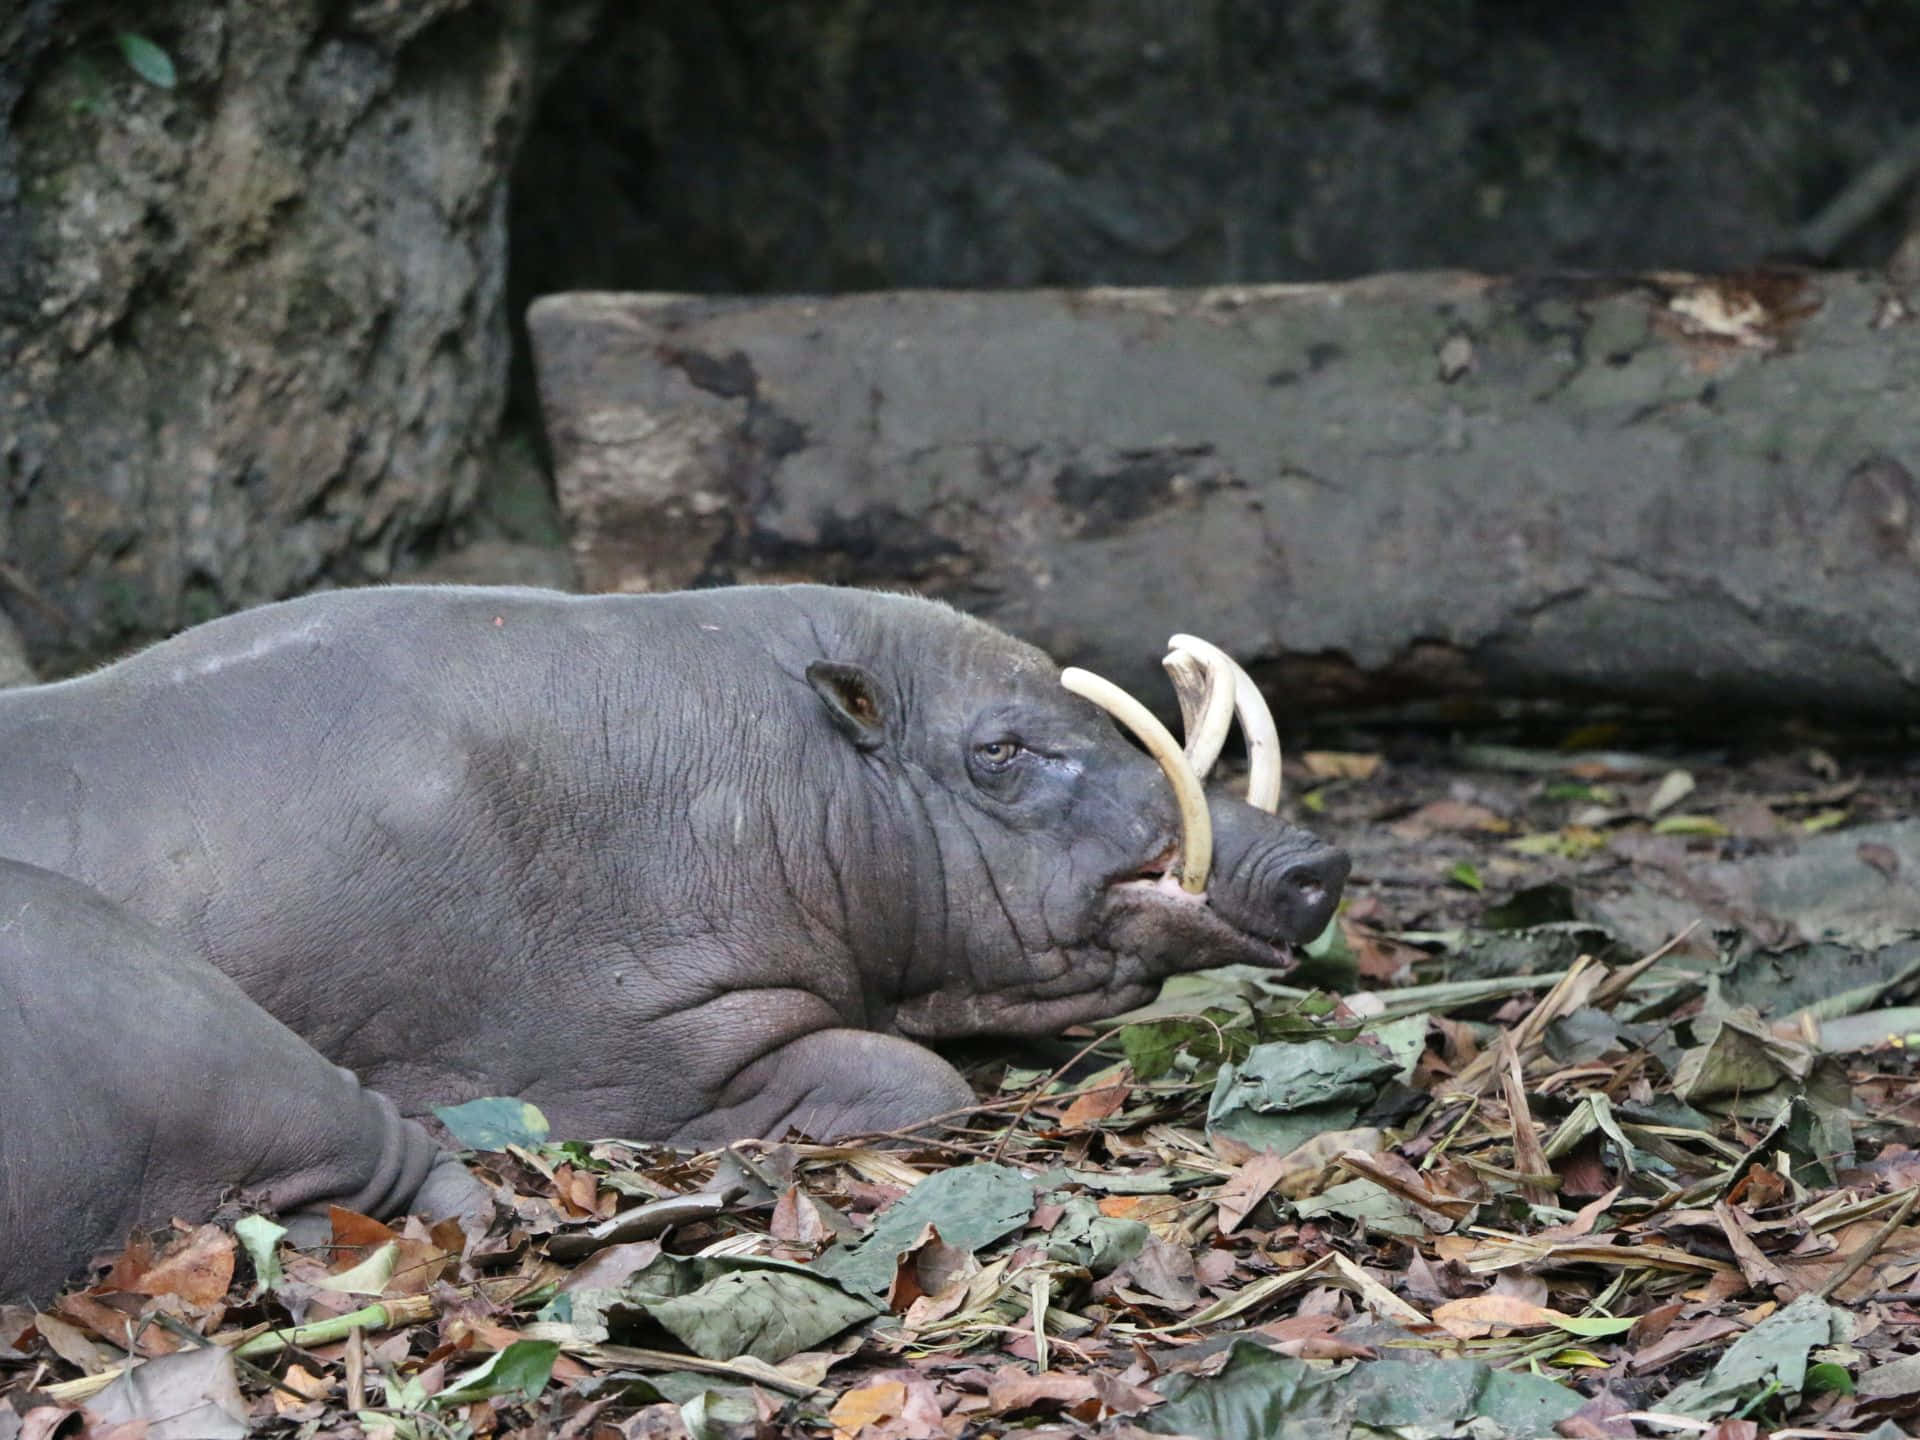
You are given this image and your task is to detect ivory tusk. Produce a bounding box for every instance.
[1167,634,1283,813]
[1061,666,1212,894]
[1162,646,1236,780]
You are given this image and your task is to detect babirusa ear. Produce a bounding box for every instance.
[806,661,889,750]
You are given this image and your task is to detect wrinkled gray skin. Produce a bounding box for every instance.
[0,859,484,1303]
[0,585,1345,1148]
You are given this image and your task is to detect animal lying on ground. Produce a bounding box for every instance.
[0,859,484,1302]
[0,583,1345,1297]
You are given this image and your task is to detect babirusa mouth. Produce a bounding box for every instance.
[1165,634,1282,813]
[1061,666,1212,894]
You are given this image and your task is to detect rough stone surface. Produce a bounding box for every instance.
[508,4,1920,316]
[0,0,561,672]
[531,271,1920,717]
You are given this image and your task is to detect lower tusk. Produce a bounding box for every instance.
[1167,634,1283,813]
[1162,647,1236,779]
[1061,666,1212,894]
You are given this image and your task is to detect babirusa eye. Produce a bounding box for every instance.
[976,739,1018,766]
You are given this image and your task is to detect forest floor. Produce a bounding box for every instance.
[4,714,1918,1440]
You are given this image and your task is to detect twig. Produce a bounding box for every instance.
[1816,1186,1919,1300]
[346,1325,366,1413]
[37,1280,530,1404]
[585,1344,822,1397]
[988,1025,1140,1164]
[1590,922,1701,1009]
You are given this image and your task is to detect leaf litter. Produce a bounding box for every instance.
[3,727,1919,1438]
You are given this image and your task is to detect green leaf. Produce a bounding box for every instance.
[648,1268,879,1363]
[1447,860,1484,891]
[1552,1314,1637,1338]
[1652,813,1729,837]
[431,1340,559,1406]
[1803,1361,1854,1396]
[1293,1177,1426,1239]
[1120,1011,1239,1081]
[1544,781,1600,801]
[1042,1196,1148,1274]
[1144,1342,1583,1438]
[812,1162,1034,1294]
[434,1096,550,1150]
[233,1215,285,1293]
[1662,1294,1845,1418]
[1206,1039,1399,1155]
[116,32,177,89]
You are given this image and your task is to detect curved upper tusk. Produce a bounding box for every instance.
[1162,646,1236,780]
[1167,634,1283,814]
[1061,666,1212,894]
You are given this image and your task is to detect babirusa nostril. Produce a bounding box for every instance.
[1273,846,1348,935]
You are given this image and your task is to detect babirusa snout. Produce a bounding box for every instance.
[1061,667,1212,894]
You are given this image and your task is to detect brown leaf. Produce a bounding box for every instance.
[31,1309,120,1371]
[552,1164,602,1218]
[884,1222,977,1314]
[1262,1127,1383,1201]
[327,1208,397,1258]
[1498,1037,1555,1207]
[1557,1387,1639,1439]
[1336,1150,1476,1226]
[1060,1081,1131,1131]
[825,1371,943,1440]
[1430,1293,1563,1339]
[1193,1248,1238,1290]
[985,1368,1097,1416]
[618,1401,693,1439]
[1250,1311,1375,1359]
[1389,799,1511,838]
[1096,1234,1199,1311]
[771,1184,836,1252]
[1554,1139,1617,1199]
[270,1361,333,1416]
[1301,750,1382,781]
[1858,841,1900,880]
[98,1235,159,1294]
[559,1240,661,1293]
[54,1292,173,1356]
[1214,1151,1292,1235]
[131,1225,234,1307]
[1712,1202,1794,1296]
[1625,1315,1745,1374]
[1628,1302,1686,1346]
[1726,1164,1788,1210]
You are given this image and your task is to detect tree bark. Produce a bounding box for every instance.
[531,270,1920,716]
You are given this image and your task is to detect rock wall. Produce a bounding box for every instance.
[509,2,1920,306]
[0,0,568,671]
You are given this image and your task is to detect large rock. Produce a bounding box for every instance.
[0,0,578,672]
[531,272,1920,715]
[507,4,1920,308]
